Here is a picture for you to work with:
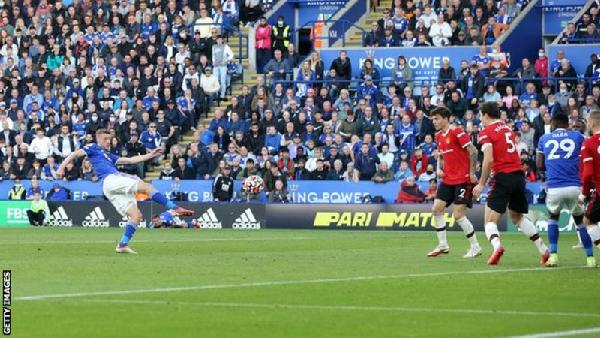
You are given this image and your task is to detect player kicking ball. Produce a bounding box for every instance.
[427,107,482,258]
[580,110,600,262]
[536,114,596,267]
[473,103,549,265]
[56,129,194,254]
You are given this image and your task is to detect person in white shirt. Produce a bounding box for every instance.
[429,13,452,47]
[200,67,221,106]
[175,43,190,74]
[418,5,437,29]
[29,128,54,164]
[194,8,213,39]
[377,144,394,168]
[212,35,234,99]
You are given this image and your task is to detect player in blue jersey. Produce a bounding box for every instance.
[536,114,596,267]
[56,129,194,254]
[150,210,198,229]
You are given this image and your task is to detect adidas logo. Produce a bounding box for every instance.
[119,216,147,229]
[82,207,110,227]
[48,206,73,227]
[195,208,222,229]
[232,208,261,229]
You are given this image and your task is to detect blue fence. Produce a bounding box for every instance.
[0,180,543,204]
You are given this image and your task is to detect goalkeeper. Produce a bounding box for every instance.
[27,190,51,226]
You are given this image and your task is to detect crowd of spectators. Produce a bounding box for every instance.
[175,43,600,197]
[557,0,600,44]
[0,0,275,181]
[364,0,528,48]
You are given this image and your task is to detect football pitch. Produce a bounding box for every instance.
[3,228,600,338]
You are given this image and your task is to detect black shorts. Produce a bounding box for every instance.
[586,192,600,224]
[436,182,473,208]
[487,171,529,214]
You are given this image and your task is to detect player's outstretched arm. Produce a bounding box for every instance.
[116,148,162,165]
[56,149,86,177]
[473,143,493,198]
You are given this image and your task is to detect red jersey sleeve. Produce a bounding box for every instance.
[478,128,492,146]
[454,127,472,148]
[581,139,595,196]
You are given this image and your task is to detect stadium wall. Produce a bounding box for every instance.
[0,180,544,204]
[547,44,600,76]
[500,0,543,73]
[2,201,577,233]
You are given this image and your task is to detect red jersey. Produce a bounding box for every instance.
[436,126,471,185]
[478,120,523,174]
[581,133,600,196]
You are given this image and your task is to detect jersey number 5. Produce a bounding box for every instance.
[505,132,516,153]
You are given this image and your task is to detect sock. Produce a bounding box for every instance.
[587,225,600,248]
[119,222,137,247]
[548,219,559,253]
[433,214,448,247]
[152,190,176,209]
[577,225,594,257]
[485,222,502,250]
[518,218,548,254]
[457,216,479,247]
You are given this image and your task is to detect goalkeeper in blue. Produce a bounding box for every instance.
[536,114,596,267]
[57,129,194,254]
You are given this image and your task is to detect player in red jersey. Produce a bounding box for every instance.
[427,107,482,258]
[581,110,600,250]
[473,102,549,265]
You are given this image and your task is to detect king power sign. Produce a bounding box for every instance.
[319,47,480,83]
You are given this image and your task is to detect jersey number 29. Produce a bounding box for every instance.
[545,139,575,160]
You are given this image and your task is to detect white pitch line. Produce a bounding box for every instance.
[0,237,315,245]
[76,299,600,319]
[508,327,600,337]
[15,266,580,301]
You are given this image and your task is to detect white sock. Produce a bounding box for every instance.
[587,225,600,248]
[485,222,502,250]
[518,218,548,254]
[457,216,479,247]
[434,214,448,247]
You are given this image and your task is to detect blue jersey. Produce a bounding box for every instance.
[537,129,584,189]
[82,143,119,180]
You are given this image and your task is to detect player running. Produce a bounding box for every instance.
[473,102,549,265]
[56,129,194,254]
[536,114,595,267]
[427,107,482,258]
[581,110,600,257]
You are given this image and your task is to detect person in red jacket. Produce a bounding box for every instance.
[255,17,272,74]
[409,147,429,177]
[396,176,426,203]
[534,49,549,85]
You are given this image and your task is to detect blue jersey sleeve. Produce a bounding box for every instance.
[82,143,99,157]
[537,134,546,153]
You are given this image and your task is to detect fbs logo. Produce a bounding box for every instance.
[232,208,260,229]
[48,206,73,227]
[82,207,110,227]
[119,216,147,228]
[195,208,222,229]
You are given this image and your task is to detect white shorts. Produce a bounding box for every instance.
[546,186,584,216]
[103,173,140,216]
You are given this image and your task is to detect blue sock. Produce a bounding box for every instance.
[548,219,559,253]
[578,226,594,257]
[152,190,176,209]
[119,222,137,247]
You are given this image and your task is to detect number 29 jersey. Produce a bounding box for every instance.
[478,121,523,175]
[537,129,584,189]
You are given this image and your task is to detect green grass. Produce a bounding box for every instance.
[2,228,600,338]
